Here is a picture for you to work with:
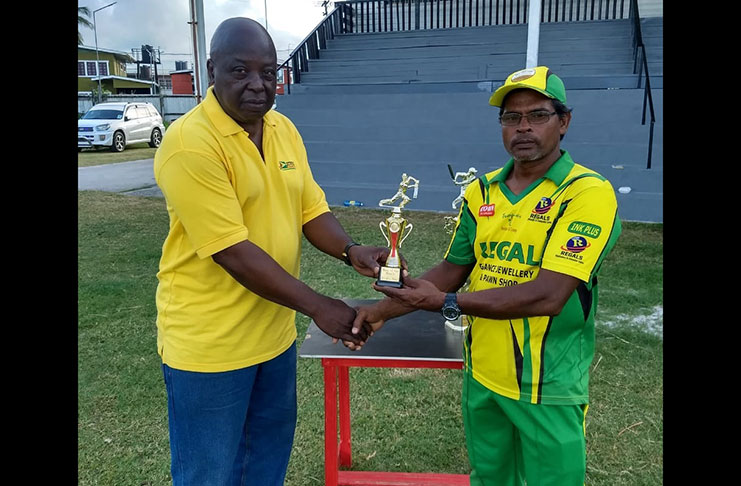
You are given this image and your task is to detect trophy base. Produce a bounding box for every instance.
[376,266,402,288]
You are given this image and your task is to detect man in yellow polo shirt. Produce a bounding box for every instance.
[154,17,389,486]
[352,67,621,485]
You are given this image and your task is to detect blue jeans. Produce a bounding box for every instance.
[162,342,298,486]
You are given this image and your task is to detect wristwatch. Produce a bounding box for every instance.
[341,241,361,266]
[441,293,461,321]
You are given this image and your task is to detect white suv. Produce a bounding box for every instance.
[78,102,166,152]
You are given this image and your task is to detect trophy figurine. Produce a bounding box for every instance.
[377,173,420,288]
[444,165,478,234]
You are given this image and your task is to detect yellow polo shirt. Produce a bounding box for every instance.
[154,87,330,372]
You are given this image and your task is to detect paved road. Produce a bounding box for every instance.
[78,158,164,197]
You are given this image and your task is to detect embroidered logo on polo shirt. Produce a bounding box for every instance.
[479,204,495,217]
[279,160,296,171]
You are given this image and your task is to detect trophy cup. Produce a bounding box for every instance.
[377,173,419,288]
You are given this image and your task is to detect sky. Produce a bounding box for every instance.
[78,0,335,73]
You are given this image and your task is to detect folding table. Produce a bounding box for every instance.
[299,298,470,486]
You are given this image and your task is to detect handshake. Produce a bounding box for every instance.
[313,244,449,352]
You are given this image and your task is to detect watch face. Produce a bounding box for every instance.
[442,307,459,320]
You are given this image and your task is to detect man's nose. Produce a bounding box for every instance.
[245,72,265,91]
[515,116,534,130]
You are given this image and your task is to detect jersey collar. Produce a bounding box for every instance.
[488,150,575,186]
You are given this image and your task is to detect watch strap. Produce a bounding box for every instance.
[342,242,360,266]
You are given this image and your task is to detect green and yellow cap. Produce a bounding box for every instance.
[488,66,567,107]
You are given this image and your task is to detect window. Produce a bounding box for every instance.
[78,59,110,77]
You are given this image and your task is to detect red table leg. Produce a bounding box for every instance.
[339,365,352,467]
[323,360,339,486]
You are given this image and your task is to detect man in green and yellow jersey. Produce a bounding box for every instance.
[154,18,389,486]
[352,66,621,485]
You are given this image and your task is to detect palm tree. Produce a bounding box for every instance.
[78,7,93,45]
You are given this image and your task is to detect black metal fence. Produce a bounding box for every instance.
[336,0,630,33]
[628,0,655,169]
[278,0,635,91]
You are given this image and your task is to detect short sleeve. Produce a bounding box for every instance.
[541,181,621,282]
[444,198,478,265]
[293,129,330,224]
[156,150,249,259]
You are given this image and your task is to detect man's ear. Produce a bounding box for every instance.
[206,59,215,86]
[559,111,572,136]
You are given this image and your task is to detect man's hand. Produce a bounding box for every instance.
[333,302,389,351]
[348,245,409,278]
[372,275,446,312]
[313,297,371,345]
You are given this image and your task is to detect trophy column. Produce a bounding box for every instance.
[377,174,419,288]
[377,208,411,288]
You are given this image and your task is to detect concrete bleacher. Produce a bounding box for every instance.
[275,14,663,223]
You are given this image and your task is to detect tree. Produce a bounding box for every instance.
[78,7,93,45]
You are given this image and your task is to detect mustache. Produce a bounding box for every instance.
[511,136,537,145]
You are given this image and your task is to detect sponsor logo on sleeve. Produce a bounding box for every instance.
[562,236,590,253]
[568,221,602,238]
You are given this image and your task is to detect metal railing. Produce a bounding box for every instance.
[629,0,656,169]
[335,0,629,33]
[276,5,346,94]
[278,1,633,93]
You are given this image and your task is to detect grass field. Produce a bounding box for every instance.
[78,144,159,167]
[78,191,662,485]
[77,121,169,167]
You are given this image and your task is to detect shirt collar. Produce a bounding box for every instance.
[202,86,278,137]
[488,150,574,186]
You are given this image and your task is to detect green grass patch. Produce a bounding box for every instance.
[78,191,662,485]
[77,122,171,167]
[78,144,160,167]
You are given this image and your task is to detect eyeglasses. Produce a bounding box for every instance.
[499,111,557,127]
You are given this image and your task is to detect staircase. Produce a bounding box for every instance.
[275,11,663,223]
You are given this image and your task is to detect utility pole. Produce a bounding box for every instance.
[93,2,117,104]
[188,0,209,103]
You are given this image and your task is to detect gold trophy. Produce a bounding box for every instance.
[444,164,478,234]
[377,173,419,288]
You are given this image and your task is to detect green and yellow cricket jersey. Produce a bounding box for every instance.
[445,150,621,405]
